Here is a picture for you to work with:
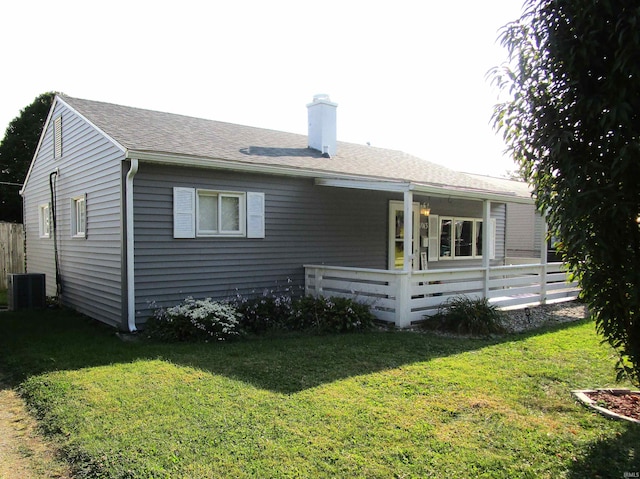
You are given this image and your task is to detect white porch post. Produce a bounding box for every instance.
[482,200,491,299]
[403,190,414,272]
[540,212,548,304]
[396,190,413,328]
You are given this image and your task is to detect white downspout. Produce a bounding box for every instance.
[126,159,139,332]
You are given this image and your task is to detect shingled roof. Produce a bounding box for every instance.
[59,95,526,201]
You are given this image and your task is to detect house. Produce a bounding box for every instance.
[20,94,577,331]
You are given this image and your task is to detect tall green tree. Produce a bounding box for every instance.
[0,92,56,222]
[492,1,640,385]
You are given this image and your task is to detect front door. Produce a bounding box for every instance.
[388,201,420,270]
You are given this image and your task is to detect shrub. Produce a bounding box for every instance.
[289,296,375,333]
[233,281,299,334]
[146,297,242,342]
[235,293,293,334]
[422,296,506,336]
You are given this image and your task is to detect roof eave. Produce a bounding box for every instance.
[126,150,534,204]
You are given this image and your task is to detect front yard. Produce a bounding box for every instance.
[0,305,638,478]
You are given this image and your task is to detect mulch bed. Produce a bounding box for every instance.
[577,390,640,423]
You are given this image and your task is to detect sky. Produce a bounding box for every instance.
[0,0,525,177]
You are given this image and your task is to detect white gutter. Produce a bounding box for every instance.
[125,159,139,332]
[315,178,535,205]
[127,150,533,205]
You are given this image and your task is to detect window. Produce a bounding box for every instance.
[54,116,62,159]
[71,195,86,238]
[439,217,484,259]
[173,187,265,239]
[38,203,50,238]
[197,190,245,236]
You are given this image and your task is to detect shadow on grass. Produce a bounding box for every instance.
[0,307,592,395]
[568,424,640,477]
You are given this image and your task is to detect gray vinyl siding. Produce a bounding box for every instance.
[505,203,539,258]
[132,164,389,320]
[22,101,124,326]
[533,212,544,256]
[132,165,509,322]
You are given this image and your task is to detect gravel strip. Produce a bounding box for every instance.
[501,301,588,333]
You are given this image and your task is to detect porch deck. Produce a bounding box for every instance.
[304,263,579,328]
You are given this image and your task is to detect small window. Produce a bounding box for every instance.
[71,195,86,238]
[38,203,50,238]
[54,116,62,159]
[196,190,245,236]
[440,216,485,259]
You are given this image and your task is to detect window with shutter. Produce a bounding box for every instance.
[173,187,265,239]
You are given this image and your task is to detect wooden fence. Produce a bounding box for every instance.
[0,222,25,289]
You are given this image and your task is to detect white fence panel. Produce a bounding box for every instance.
[305,262,580,328]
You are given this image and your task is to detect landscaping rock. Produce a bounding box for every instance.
[501,301,588,333]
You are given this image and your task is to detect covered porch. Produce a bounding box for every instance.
[305,177,579,328]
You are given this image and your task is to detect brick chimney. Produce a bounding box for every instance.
[307,94,337,158]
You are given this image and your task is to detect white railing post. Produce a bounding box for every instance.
[305,266,315,296]
[540,213,548,304]
[395,272,411,328]
[316,267,324,297]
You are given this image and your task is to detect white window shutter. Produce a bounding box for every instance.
[82,193,88,238]
[173,187,196,238]
[427,214,439,262]
[490,218,497,260]
[246,192,265,239]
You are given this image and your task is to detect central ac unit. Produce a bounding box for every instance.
[7,273,46,311]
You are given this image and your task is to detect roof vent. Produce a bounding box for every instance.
[307,94,337,157]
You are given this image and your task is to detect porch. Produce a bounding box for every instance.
[307,177,578,328]
[304,262,579,328]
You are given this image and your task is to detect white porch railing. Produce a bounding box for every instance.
[304,263,579,328]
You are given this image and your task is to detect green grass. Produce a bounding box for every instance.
[0,307,638,478]
[0,288,7,306]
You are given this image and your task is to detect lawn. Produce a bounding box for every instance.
[0,306,638,478]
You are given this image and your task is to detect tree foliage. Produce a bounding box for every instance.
[0,92,56,222]
[492,0,640,385]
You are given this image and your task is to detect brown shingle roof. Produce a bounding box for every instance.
[61,95,517,196]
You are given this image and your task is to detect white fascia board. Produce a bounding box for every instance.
[127,150,374,182]
[126,150,534,204]
[57,97,126,153]
[317,177,535,204]
[314,178,412,192]
[21,95,128,195]
[20,97,60,195]
[411,183,535,205]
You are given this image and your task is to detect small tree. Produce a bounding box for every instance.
[492,0,640,385]
[0,92,56,222]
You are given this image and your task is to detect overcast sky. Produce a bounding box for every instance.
[1,0,525,176]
